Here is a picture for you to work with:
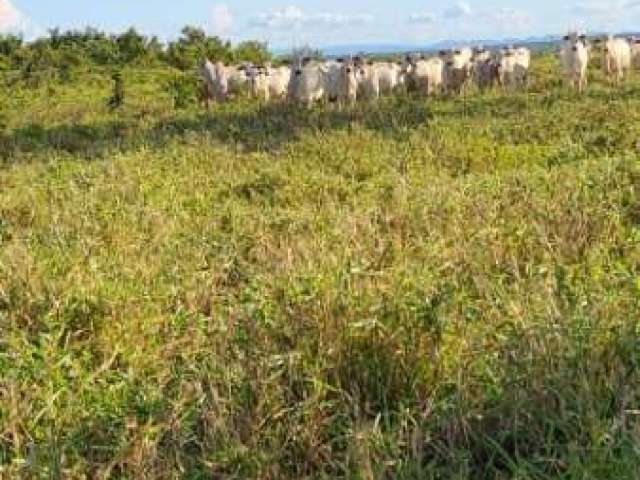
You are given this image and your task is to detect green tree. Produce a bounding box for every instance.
[165,26,232,70]
[233,40,271,65]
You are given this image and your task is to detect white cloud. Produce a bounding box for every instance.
[568,1,640,29]
[489,8,534,30]
[250,6,304,29]
[444,2,473,19]
[408,4,532,36]
[249,6,373,30]
[408,12,437,24]
[0,0,27,33]
[211,4,233,37]
[570,1,640,17]
[312,12,373,27]
[571,1,624,16]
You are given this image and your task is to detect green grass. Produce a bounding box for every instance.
[1,53,640,478]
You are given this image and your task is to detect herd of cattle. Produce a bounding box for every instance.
[199,32,640,108]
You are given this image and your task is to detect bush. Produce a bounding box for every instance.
[107,71,125,109]
[0,26,272,72]
[165,73,199,109]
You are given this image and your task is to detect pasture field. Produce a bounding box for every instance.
[1,52,640,478]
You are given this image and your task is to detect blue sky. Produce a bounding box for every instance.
[3,1,640,47]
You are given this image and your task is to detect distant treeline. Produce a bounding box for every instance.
[0,26,273,72]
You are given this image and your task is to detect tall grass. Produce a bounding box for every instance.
[1,52,639,478]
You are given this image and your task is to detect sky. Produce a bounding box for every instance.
[3,1,640,48]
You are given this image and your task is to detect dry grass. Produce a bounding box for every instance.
[1,53,640,478]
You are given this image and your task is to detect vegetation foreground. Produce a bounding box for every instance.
[1,53,640,478]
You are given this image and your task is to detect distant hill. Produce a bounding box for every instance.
[273,33,638,57]
[272,35,561,57]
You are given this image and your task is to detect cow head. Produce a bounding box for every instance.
[565,32,587,52]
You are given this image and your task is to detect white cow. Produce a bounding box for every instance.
[288,59,326,107]
[200,60,250,105]
[267,65,291,100]
[324,59,358,105]
[472,46,492,63]
[628,37,640,68]
[355,61,381,101]
[227,64,250,95]
[473,57,500,91]
[199,58,220,107]
[601,36,631,81]
[441,48,473,94]
[403,55,444,96]
[560,32,589,92]
[249,64,291,101]
[288,58,356,107]
[247,65,269,100]
[497,47,531,89]
[471,47,498,90]
[374,62,405,95]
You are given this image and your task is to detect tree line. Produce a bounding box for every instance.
[0,26,273,73]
